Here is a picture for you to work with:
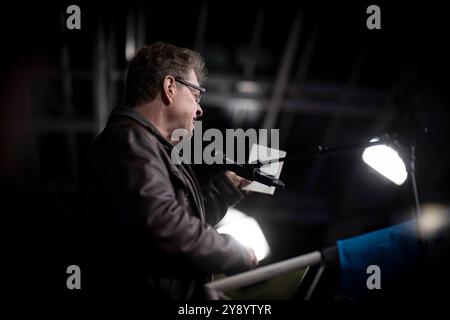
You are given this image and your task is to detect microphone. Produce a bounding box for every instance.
[215,151,285,189]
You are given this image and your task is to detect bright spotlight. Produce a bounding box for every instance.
[217,208,270,261]
[362,138,408,186]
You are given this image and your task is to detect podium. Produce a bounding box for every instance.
[205,248,337,300]
[205,220,423,300]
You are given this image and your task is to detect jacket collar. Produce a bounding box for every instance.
[109,106,174,151]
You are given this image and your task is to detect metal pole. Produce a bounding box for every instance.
[205,251,322,299]
[409,143,422,220]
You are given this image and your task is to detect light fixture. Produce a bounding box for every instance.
[362,137,408,186]
[216,208,270,261]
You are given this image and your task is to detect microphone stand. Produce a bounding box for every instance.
[254,139,388,166]
[224,139,388,190]
[233,134,423,224]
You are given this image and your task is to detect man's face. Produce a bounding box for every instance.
[170,69,204,136]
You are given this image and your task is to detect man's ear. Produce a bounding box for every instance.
[161,75,176,105]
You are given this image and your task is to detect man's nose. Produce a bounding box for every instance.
[196,105,203,118]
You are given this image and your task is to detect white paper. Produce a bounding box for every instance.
[242,144,286,195]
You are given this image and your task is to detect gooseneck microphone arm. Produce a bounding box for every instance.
[218,138,391,190]
[255,139,388,166]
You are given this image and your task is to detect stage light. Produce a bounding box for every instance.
[216,208,270,261]
[362,137,408,186]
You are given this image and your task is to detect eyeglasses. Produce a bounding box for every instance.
[174,77,206,104]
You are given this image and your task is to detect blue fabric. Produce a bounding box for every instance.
[337,221,419,298]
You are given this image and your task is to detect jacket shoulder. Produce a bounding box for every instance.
[97,117,162,151]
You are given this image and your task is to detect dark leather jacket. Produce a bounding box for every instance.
[78,107,254,300]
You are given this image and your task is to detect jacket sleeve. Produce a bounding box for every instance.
[101,126,253,275]
[200,172,245,227]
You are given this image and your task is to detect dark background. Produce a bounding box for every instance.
[2,0,449,305]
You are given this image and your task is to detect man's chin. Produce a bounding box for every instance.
[183,126,194,139]
[169,126,193,145]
